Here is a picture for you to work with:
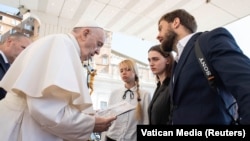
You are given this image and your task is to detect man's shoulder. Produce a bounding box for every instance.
[210,27,228,32]
[202,27,230,36]
[197,27,232,43]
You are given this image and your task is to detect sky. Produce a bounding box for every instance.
[0,3,18,14]
[111,15,250,64]
[224,15,250,57]
[111,32,157,64]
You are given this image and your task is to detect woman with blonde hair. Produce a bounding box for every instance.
[102,59,151,141]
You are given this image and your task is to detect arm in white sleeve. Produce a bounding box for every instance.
[26,92,95,141]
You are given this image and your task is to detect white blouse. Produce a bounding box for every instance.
[103,86,151,141]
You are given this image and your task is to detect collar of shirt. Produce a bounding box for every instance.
[122,85,137,100]
[0,51,9,63]
[123,85,137,91]
[175,33,196,62]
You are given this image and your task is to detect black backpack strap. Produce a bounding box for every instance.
[194,39,216,91]
[194,35,239,125]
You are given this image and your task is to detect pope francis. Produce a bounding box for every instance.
[0,20,116,141]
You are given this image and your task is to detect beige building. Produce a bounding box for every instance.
[0,11,40,42]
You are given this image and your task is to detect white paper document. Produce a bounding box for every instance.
[96,101,136,117]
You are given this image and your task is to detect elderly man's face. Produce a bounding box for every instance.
[80,28,105,62]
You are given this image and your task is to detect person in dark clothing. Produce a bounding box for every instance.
[157,9,250,124]
[147,44,174,124]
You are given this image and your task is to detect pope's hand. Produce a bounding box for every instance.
[93,116,116,132]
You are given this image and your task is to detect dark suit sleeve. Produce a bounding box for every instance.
[0,67,7,99]
[200,27,250,124]
[0,56,7,100]
[0,88,7,100]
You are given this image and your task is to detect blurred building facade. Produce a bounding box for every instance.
[0,11,40,42]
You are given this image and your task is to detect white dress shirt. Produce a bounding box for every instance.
[0,51,8,63]
[102,86,151,141]
[175,33,195,62]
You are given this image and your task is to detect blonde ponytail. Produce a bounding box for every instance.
[135,77,143,121]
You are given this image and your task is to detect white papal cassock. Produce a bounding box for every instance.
[0,33,95,141]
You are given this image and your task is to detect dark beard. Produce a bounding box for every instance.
[160,30,177,52]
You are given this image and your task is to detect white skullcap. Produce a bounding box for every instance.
[74,20,102,29]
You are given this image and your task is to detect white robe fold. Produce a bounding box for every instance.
[0,33,95,141]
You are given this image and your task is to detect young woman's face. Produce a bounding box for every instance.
[148,50,169,76]
[119,65,135,83]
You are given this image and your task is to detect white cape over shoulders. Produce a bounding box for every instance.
[0,33,95,141]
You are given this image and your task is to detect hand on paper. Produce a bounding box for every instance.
[93,116,116,132]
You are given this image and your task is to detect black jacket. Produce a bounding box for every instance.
[170,27,250,124]
[0,54,9,100]
[148,77,171,125]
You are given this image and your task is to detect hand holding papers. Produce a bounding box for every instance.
[96,101,136,117]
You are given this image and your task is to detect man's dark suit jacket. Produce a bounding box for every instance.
[0,54,9,100]
[170,27,250,124]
